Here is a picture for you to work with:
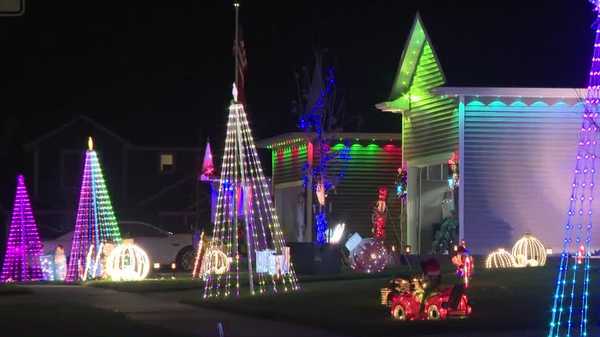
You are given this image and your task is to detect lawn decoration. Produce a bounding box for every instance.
[380,276,471,321]
[395,167,407,199]
[40,254,55,281]
[256,247,291,276]
[192,231,208,278]
[66,138,122,282]
[202,81,299,298]
[548,3,600,335]
[512,233,546,267]
[451,242,473,288]
[326,222,346,244]
[372,187,388,239]
[201,248,230,276]
[106,241,150,281]
[0,175,44,283]
[485,249,516,269]
[295,50,349,245]
[350,238,388,273]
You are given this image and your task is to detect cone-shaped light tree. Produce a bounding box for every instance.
[0,175,44,283]
[202,84,299,298]
[547,1,600,335]
[65,137,122,282]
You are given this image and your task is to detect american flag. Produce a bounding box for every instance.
[234,26,247,104]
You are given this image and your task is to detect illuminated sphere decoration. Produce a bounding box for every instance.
[106,243,150,281]
[350,238,388,273]
[485,249,516,269]
[200,248,230,275]
[511,233,546,267]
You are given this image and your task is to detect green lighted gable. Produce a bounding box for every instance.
[377,14,458,162]
[378,14,446,112]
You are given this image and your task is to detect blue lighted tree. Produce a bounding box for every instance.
[293,50,349,244]
[547,1,600,336]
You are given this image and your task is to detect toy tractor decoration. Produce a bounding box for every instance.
[380,276,472,321]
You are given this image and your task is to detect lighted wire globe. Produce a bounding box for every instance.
[350,238,388,273]
[485,249,516,269]
[106,243,150,281]
[200,248,230,276]
[511,233,546,267]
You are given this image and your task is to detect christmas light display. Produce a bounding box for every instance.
[41,255,55,281]
[200,141,216,181]
[66,138,122,282]
[200,248,230,276]
[372,187,388,239]
[350,238,388,273]
[451,242,473,288]
[326,222,346,244]
[202,84,299,298]
[548,2,600,335]
[106,242,150,281]
[0,175,44,283]
[192,231,207,278]
[485,249,516,269]
[512,233,546,267]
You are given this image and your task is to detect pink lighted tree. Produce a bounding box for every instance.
[0,175,44,283]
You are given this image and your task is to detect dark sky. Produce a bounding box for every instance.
[0,0,596,202]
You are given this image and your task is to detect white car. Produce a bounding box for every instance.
[42,221,196,271]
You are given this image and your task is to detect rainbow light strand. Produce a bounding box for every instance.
[0,175,44,283]
[547,3,600,336]
[65,139,122,282]
[203,87,300,299]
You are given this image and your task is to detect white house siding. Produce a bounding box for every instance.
[462,96,588,254]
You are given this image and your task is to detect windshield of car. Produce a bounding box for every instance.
[119,222,169,238]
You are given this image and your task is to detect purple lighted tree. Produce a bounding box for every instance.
[0,175,44,283]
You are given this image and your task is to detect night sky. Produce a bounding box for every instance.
[0,0,596,213]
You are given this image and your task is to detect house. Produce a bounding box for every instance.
[257,132,403,245]
[376,14,587,254]
[23,115,210,236]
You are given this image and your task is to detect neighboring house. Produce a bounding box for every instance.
[257,132,402,245]
[376,14,587,254]
[23,115,209,237]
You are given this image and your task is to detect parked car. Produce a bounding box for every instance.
[42,221,196,271]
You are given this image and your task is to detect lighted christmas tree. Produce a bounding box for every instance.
[65,137,122,282]
[202,85,299,298]
[0,175,43,283]
[547,1,600,335]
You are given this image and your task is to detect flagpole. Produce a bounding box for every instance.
[234,1,240,100]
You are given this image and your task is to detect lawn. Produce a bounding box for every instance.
[180,257,594,337]
[0,284,32,295]
[0,299,184,337]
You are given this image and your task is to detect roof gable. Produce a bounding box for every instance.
[377,14,446,112]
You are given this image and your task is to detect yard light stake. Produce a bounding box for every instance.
[547,2,600,335]
[0,175,44,283]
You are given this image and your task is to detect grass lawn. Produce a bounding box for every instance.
[86,269,412,293]
[0,284,32,295]
[0,300,184,337]
[181,257,596,337]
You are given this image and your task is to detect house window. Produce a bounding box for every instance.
[160,153,175,173]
